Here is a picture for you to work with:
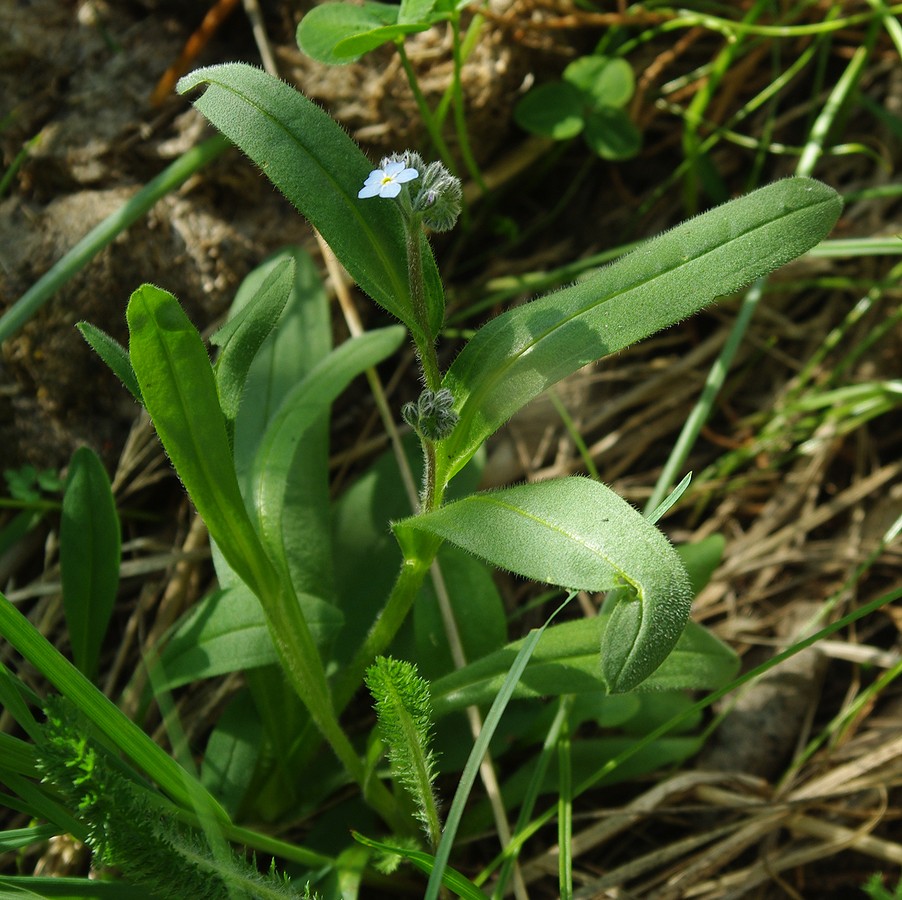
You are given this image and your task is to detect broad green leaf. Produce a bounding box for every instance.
[210,254,294,427]
[251,326,406,587]
[564,56,634,107]
[334,22,435,58]
[583,106,642,160]
[413,546,507,681]
[436,178,842,486]
[677,534,725,596]
[153,585,343,690]
[76,322,142,404]
[398,0,439,26]
[177,63,445,341]
[513,82,585,139]
[395,477,693,691]
[297,2,402,63]
[126,285,279,602]
[60,446,120,681]
[430,616,738,714]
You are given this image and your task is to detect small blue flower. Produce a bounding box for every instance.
[358,161,419,199]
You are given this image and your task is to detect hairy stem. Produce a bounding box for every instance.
[334,545,440,714]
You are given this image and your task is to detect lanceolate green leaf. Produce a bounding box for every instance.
[436,178,842,486]
[76,322,142,404]
[154,586,343,691]
[60,447,121,681]
[225,248,335,600]
[126,284,279,602]
[177,63,445,341]
[211,254,294,427]
[395,477,693,691]
[251,326,406,586]
[429,617,738,714]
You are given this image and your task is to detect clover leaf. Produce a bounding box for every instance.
[515,54,642,160]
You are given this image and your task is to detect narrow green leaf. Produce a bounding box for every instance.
[155,585,343,690]
[0,592,228,819]
[437,178,843,486]
[251,326,406,586]
[351,832,489,899]
[0,876,156,898]
[126,284,278,601]
[366,657,441,845]
[227,248,335,599]
[396,477,693,691]
[0,732,38,777]
[425,598,572,900]
[647,472,692,524]
[60,447,120,680]
[200,690,262,818]
[413,546,507,681]
[211,255,294,426]
[76,322,143,404]
[177,63,445,341]
[0,824,58,852]
[429,617,738,714]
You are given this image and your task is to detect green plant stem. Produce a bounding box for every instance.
[395,41,457,174]
[0,135,229,345]
[405,224,441,392]
[262,580,405,832]
[449,11,486,194]
[334,548,439,715]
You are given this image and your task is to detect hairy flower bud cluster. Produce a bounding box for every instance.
[363,151,462,233]
[401,387,459,441]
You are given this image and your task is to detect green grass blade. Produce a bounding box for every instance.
[0,135,228,345]
[0,592,229,818]
[424,596,573,900]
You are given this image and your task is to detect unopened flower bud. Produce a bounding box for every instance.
[402,387,459,440]
[413,162,462,232]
